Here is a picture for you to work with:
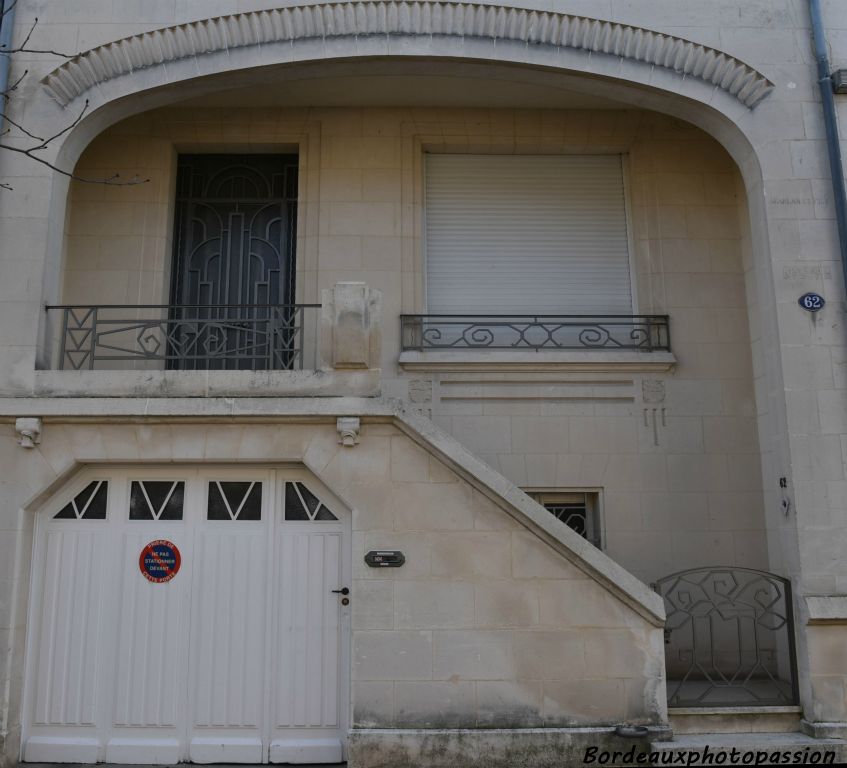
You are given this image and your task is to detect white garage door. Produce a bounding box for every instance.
[22,468,350,764]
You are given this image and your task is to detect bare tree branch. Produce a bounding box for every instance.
[0,140,150,190]
[0,16,151,191]
[0,111,41,141]
[1,66,26,98]
[13,14,35,52]
[39,97,88,147]
[0,17,77,58]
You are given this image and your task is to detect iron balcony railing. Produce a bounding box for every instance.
[46,304,320,371]
[401,314,671,352]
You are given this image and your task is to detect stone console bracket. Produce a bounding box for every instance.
[337,416,361,447]
[15,417,42,448]
[321,283,382,371]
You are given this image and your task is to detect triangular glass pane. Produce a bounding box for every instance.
[55,480,108,520]
[80,482,108,519]
[295,482,321,518]
[207,482,232,520]
[158,482,184,521]
[143,481,178,518]
[221,481,251,510]
[284,482,308,520]
[236,483,262,521]
[129,481,155,520]
[54,503,77,519]
[314,506,338,521]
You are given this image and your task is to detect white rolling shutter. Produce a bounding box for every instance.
[425,154,633,314]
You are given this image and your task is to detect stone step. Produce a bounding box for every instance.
[668,706,802,735]
[650,732,846,765]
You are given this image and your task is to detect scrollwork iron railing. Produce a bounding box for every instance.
[653,567,799,708]
[400,314,670,352]
[46,304,320,371]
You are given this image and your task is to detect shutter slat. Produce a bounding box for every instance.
[425,155,633,315]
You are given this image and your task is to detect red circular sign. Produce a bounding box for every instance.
[139,539,181,583]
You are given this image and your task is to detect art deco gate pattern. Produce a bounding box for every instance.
[170,154,299,370]
[654,567,799,707]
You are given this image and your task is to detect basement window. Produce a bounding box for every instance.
[527,490,602,549]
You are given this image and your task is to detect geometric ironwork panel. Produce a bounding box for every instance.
[170,154,298,371]
[48,303,317,371]
[653,567,799,707]
[544,502,588,537]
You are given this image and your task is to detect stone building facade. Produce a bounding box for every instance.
[0,0,845,765]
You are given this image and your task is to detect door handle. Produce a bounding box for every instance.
[331,587,350,595]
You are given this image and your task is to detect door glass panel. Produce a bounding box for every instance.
[54,480,108,520]
[129,480,185,521]
[207,481,262,521]
[284,482,338,521]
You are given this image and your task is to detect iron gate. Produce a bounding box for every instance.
[653,567,799,708]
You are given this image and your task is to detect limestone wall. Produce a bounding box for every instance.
[2,0,847,746]
[0,416,666,762]
[60,106,767,585]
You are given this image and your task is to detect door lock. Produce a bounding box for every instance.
[331,587,350,595]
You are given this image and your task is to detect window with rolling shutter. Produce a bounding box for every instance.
[424,154,633,314]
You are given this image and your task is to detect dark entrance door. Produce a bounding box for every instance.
[169,154,298,370]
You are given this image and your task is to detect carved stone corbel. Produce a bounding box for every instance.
[337,417,361,447]
[15,417,43,449]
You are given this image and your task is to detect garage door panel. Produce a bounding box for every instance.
[34,530,104,727]
[113,532,187,728]
[276,530,341,730]
[192,531,267,729]
[26,470,349,765]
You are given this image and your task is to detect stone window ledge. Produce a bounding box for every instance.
[398,350,677,373]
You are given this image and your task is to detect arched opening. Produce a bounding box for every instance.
[28,46,801,739]
[54,57,779,574]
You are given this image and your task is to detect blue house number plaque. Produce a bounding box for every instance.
[798,293,825,312]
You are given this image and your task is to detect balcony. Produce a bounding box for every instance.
[46,304,320,371]
[33,283,382,398]
[399,314,675,372]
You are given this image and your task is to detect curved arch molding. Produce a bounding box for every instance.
[41,0,774,109]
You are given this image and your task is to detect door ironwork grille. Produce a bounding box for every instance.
[170,154,298,370]
[653,567,799,708]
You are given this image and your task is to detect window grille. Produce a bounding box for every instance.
[528,491,602,548]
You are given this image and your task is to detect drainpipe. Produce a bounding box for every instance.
[809,0,847,300]
[0,0,16,130]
